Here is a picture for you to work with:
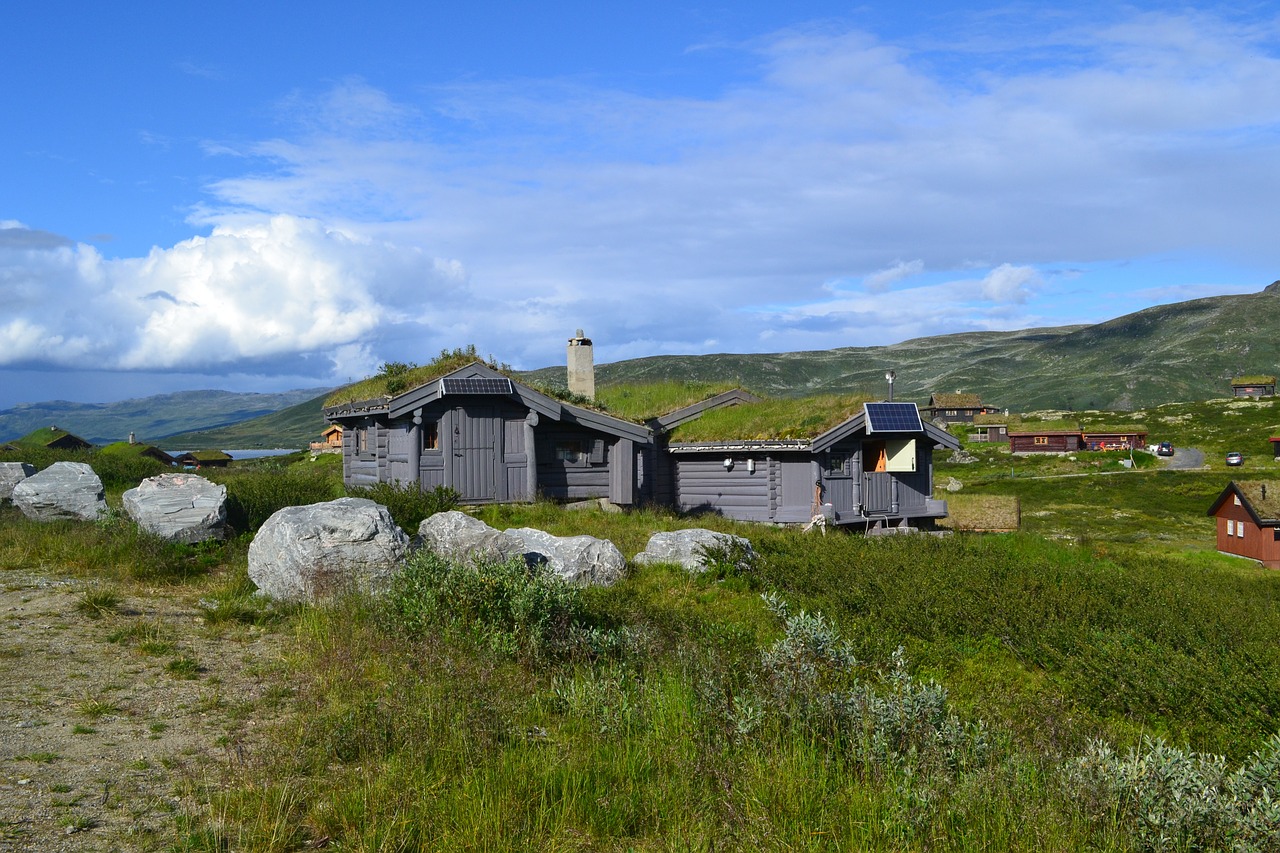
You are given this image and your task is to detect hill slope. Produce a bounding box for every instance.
[155,392,333,450]
[524,282,1280,411]
[0,388,332,445]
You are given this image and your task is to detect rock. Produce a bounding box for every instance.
[415,510,527,564]
[564,498,623,514]
[11,462,107,522]
[0,462,36,502]
[633,529,756,573]
[949,449,978,464]
[248,498,410,602]
[945,477,963,493]
[505,527,626,586]
[122,473,228,544]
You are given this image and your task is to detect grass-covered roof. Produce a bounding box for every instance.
[17,427,91,448]
[930,393,983,408]
[1232,375,1277,386]
[324,347,506,408]
[593,381,743,423]
[668,394,874,442]
[1235,481,1280,520]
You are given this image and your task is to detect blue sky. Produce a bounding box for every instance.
[2,1,1278,409]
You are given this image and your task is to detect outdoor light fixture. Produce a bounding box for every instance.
[885,369,896,402]
[723,457,733,470]
[746,458,756,474]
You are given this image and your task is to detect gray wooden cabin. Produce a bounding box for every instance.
[666,402,959,530]
[323,362,652,505]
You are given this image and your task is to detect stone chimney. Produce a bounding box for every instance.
[567,329,594,399]
[128,431,136,445]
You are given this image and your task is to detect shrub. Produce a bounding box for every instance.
[345,482,458,532]
[1070,733,1280,852]
[385,550,607,662]
[216,466,343,534]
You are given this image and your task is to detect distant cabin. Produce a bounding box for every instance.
[19,426,92,452]
[176,450,233,468]
[1081,429,1147,452]
[1009,426,1147,453]
[1207,481,1280,568]
[971,413,1019,444]
[1271,437,1280,461]
[310,424,344,453]
[1231,376,1276,397]
[922,393,999,424]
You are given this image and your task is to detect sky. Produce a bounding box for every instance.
[2,1,1279,409]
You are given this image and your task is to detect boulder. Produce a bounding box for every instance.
[11,462,107,522]
[248,498,410,602]
[416,510,527,564]
[633,529,756,573]
[0,462,36,502]
[505,527,626,586]
[122,473,228,544]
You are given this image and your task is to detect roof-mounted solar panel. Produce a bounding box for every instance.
[863,402,924,434]
[440,376,514,395]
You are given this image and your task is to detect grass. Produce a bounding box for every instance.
[75,586,121,618]
[667,393,874,441]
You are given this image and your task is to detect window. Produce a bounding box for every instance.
[826,452,851,477]
[1238,522,1247,539]
[422,421,439,451]
[555,440,587,466]
[1034,436,1048,445]
[946,409,957,416]
[1227,519,1235,536]
[1234,495,1242,505]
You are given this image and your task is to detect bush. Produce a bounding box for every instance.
[1070,733,1280,851]
[345,482,458,532]
[385,550,605,662]
[216,466,343,534]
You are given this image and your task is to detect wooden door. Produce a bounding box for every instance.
[863,472,891,513]
[450,406,498,502]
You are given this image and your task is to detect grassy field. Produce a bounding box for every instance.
[5,407,1280,849]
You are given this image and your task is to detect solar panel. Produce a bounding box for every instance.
[440,376,514,395]
[863,402,924,434]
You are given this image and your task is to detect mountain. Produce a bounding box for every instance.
[156,392,333,450]
[0,388,332,446]
[523,282,1280,411]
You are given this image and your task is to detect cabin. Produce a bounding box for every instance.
[176,450,233,468]
[1008,430,1081,453]
[323,361,651,505]
[1081,428,1147,452]
[922,393,998,424]
[665,401,959,531]
[310,425,344,453]
[1231,376,1277,397]
[1207,481,1280,568]
[970,413,1018,444]
[1270,437,1280,461]
[19,426,92,452]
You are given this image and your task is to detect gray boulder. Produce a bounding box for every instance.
[0,462,36,502]
[11,461,107,522]
[633,529,756,573]
[122,473,228,544]
[248,498,410,602]
[506,527,626,586]
[416,510,527,564]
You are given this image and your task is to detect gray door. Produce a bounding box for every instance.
[450,406,498,502]
[863,472,891,513]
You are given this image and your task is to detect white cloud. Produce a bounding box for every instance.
[864,260,924,293]
[980,264,1042,303]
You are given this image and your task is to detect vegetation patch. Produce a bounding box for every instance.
[669,393,873,442]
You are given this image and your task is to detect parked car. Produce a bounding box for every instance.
[1157,441,1174,456]
[1226,451,1244,466]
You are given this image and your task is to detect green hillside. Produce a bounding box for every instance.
[0,388,330,446]
[156,391,332,450]
[524,281,1280,411]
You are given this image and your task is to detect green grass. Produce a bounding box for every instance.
[668,393,875,441]
[593,379,745,421]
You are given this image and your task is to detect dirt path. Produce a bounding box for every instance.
[0,571,289,852]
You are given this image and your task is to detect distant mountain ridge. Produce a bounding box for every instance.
[0,388,331,445]
[6,283,1279,449]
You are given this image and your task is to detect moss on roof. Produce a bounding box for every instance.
[1011,419,1080,433]
[930,393,982,408]
[179,450,233,462]
[668,394,874,442]
[1082,425,1147,435]
[1232,375,1277,386]
[1236,481,1280,520]
[594,381,743,423]
[324,347,504,408]
[17,427,90,448]
[973,412,1021,426]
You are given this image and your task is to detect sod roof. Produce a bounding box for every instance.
[667,394,874,442]
[1232,481,1280,521]
[929,393,983,408]
[1231,376,1277,386]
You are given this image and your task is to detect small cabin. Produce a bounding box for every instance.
[1008,430,1081,453]
[1207,481,1280,568]
[176,450,233,468]
[923,393,998,424]
[310,425,344,453]
[970,413,1018,444]
[1231,376,1277,397]
[665,401,959,531]
[1081,429,1147,452]
[324,361,651,505]
[1270,437,1280,461]
[19,426,92,452]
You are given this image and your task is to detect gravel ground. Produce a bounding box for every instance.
[0,571,289,852]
